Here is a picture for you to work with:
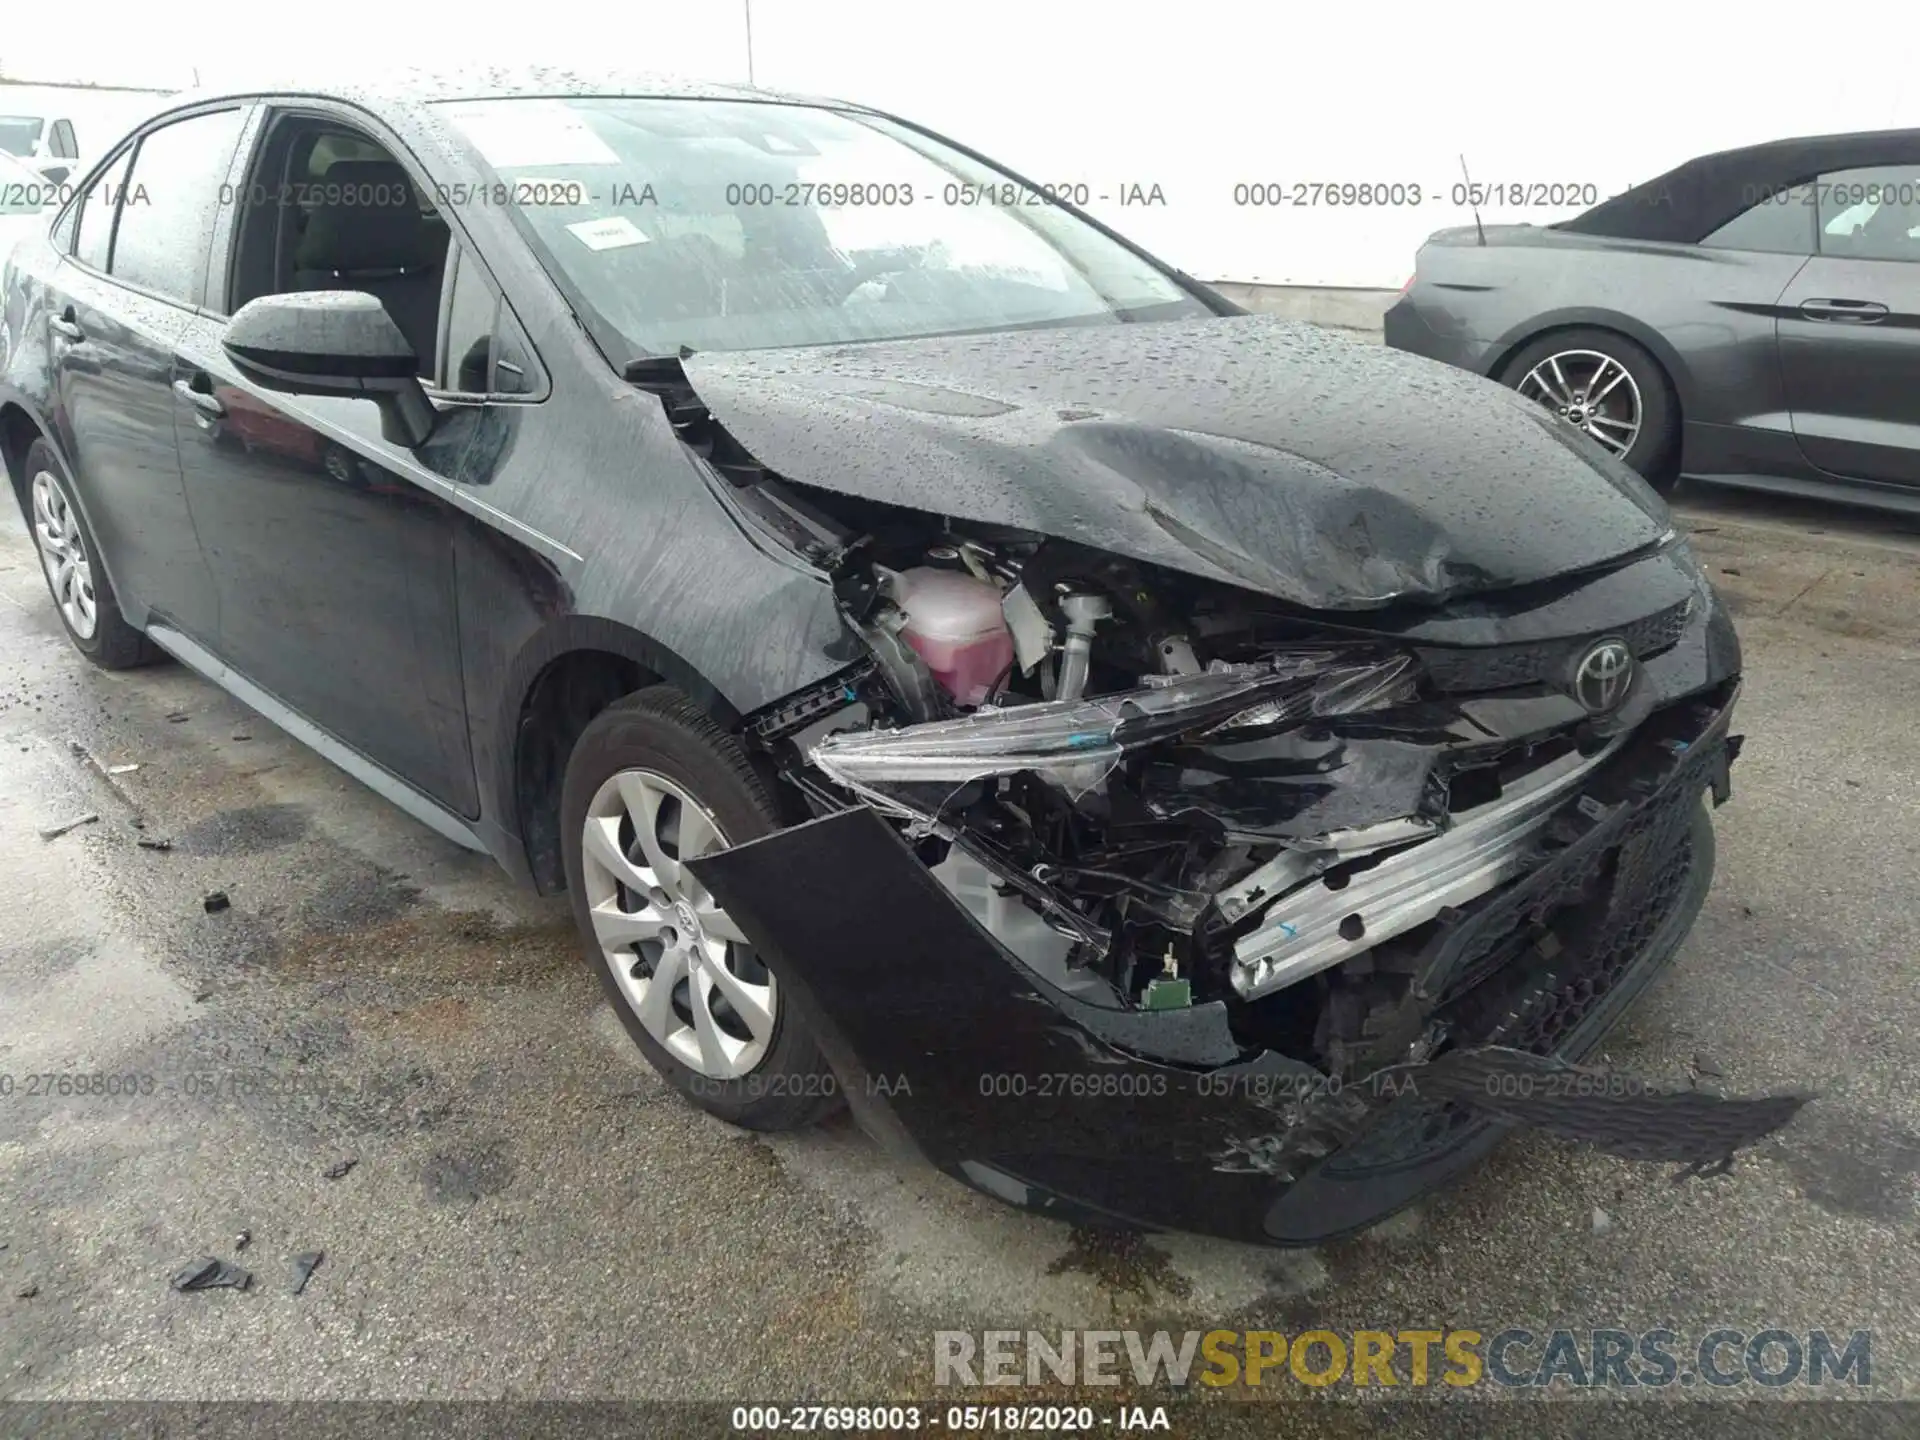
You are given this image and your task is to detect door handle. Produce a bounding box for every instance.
[1797,298,1889,322]
[49,306,83,341]
[172,376,226,420]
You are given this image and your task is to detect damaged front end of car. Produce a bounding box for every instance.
[640,345,1806,1245]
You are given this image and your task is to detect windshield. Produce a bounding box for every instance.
[0,117,46,157]
[432,97,1210,358]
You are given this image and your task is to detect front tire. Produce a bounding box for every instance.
[560,685,841,1131]
[1498,329,1678,489]
[23,438,161,669]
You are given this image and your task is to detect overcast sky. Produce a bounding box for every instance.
[6,0,1916,285]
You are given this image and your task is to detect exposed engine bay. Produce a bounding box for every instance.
[621,334,1811,1239]
[725,464,1712,1082]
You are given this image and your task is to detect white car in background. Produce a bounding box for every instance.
[0,148,56,368]
[0,111,82,185]
[0,150,55,270]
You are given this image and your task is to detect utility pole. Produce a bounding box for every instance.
[744,0,756,85]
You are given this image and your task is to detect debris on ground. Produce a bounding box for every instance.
[106,763,140,775]
[322,1158,358,1181]
[1591,1207,1614,1237]
[15,1283,37,1300]
[290,1251,324,1296]
[1693,1051,1726,1080]
[193,989,214,1003]
[137,837,173,851]
[38,813,98,841]
[203,891,231,914]
[232,731,252,741]
[169,1258,251,1292]
[235,1230,251,1252]
[166,711,190,723]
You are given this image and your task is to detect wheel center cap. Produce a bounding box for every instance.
[673,899,701,939]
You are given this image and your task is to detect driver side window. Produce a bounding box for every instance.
[226,112,542,398]
[1816,166,1920,263]
[227,115,450,379]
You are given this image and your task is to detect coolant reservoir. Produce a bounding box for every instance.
[890,567,1016,707]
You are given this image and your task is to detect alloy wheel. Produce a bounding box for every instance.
[30,468,97,639]
[578,768,775,1079]
[1516,349,1643,458]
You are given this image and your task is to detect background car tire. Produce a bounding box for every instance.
[22,438,163,669]
[1498,329,1678,490]
[561,684,842,1131]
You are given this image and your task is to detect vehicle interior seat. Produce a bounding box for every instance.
[290,159,446,368]
[1854,192,1920,258]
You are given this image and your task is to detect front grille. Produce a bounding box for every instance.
[1314,721,1722,1176]
[1417,597,1692,694]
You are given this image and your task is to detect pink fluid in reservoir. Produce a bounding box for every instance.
[891,567,1016,707]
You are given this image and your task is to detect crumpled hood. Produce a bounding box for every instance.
[681,314,1671,610]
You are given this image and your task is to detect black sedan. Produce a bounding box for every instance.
[1387,128,1920,511]
[0,68,1799,1247]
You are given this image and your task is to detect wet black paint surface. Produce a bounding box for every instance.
[686,314,1670,611]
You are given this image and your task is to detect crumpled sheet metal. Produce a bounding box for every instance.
[808,649,1416,820]
[681,313,1669,611]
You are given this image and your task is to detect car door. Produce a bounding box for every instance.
[45,107,247,644]
[1776,162,1920,489]
[169,109,513,819]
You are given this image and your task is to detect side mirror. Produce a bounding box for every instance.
[222,291,435,448]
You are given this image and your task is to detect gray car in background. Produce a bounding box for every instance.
[1385,128,1920,512]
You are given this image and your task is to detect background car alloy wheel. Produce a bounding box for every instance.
[579,767,777,1079]
[31,468,98,640]
[1497,329,1677,490]
[1516,348,1642,458]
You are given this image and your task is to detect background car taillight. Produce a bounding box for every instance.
[1400,273,1416,294]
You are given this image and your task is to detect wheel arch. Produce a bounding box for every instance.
[495,615,744,895]
[0,399,135,598]
[1485,311,1693,418]
[0,399,54,522]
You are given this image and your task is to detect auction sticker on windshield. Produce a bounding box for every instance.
[566,215,650,250]
[443,100,621,168]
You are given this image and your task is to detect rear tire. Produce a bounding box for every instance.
[22,438,162,669]
[1498,329,1678,490]
[560,685,841,1131]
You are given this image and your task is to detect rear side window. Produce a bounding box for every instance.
[1816,166,1920,263]
[73,148,134,270]
[1700,184,1815,254]
[109,108,246,304]
[50,120,77,159]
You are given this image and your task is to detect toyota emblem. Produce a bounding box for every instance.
[1570,638,1635,713]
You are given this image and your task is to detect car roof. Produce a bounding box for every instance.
[1557,127,1920,244]
[163,64,860,117]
